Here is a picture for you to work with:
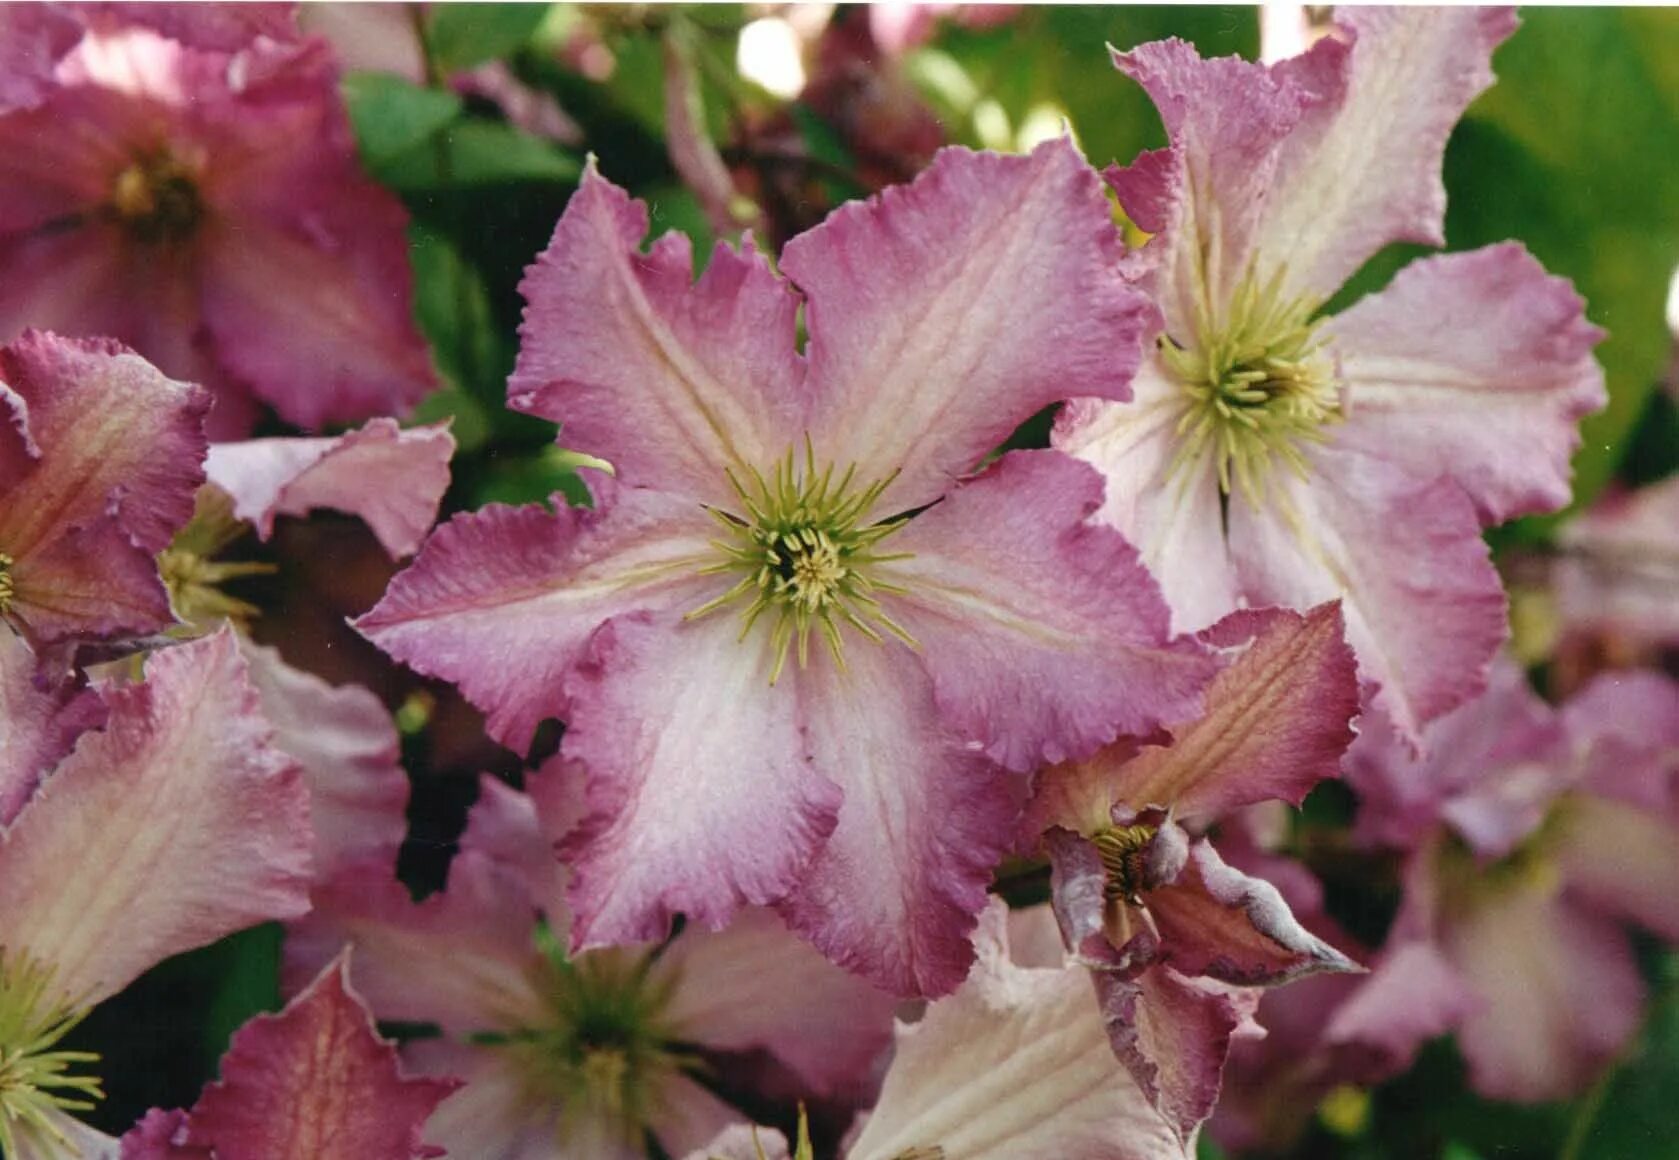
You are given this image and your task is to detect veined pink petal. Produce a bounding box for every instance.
[1257,8,1518,301]
[400,1043,586,1160]
[0,628,310,1006]
[177,955,457,1160]
[206,419,455,558]
[0,630,106,827]
[561,610,841,949]
[240,640,409,880]
[356,488,719,753]
[1552,794,1679,943]
[510,164,805,507]
[5,515,178,646]
[1116,604,1357,822]
[789,140,1152,515]
[1146,839,1357,985]
[1445,882,1644,1102]
[777,638,1025,998]
[848,903,1189,1160]
[878,451,1214,773]
[659,907,896,1098]
[1053,364,1239,635]
[1228,444,1507,745]
[283,853,546,1039]
[1328,244,1605,523]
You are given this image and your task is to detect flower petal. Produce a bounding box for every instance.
[1552,794,1679,943]
[398,1043,583,1160]
[1321,941,1478,1080]
[0,628,311,1006]
[682,1125,790,1160]
[777,639,1026,998]
[179,955,457,1160]
[509,164,805,506]
[205,419,455,558]
[645,1073,747,1160]
[879,450,1214,772]
[1327,244,1605,523]
[5,514,177,646]
[788,140,1153,514]
[561,610,841,949]
[1228,443,1507,744]
[658,908,896,1098]
[356,487,718,753]
[847,902,1189,1160]
[1116,603,1358,822]
[1257,8,1518,300]
[0,630,106,827]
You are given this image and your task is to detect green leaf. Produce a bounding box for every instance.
[200,923,283,1066]
[1562,966,1679,1160]
[373,118,581,191]
[470,445,603,509]
[341,72,463,167]
[425,3,552,73]
[407,220,508,411]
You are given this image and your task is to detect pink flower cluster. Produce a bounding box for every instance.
[1,6,1668,1160]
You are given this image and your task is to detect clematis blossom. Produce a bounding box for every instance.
[0,331,208,651]
[0,628,312,1159]
[120,955,457,1160]
[1023,604,1361,1140]
[286,761,899,1160]
[358,139,1216,997]
[1347,660,1679,1101]
[0,11,435,435]
[1056,8,1605,742]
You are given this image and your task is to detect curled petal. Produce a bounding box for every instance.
[790,139,1153,514]
[0,630,106,827]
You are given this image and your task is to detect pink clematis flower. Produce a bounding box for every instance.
[1024,604,1360,1141]
[1056,8,1605,743]
[0,331,209,651]
[0,628,312,1159]
[286,762,899,1160]
[0,12,435,435]
[1347,660,1679,1101]
[120,955,457,1160]
[357,140,1216,997]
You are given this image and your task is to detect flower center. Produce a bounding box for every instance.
[0,552,13,616]
[158,490,274,632]
[0,950,103,1159]
[688,441,915,684]
[110,151,205,244]
[1091,823,1158,905]
[1163,266,1340,504]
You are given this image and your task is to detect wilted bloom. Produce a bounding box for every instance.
[1348,661,1679,1101]
[120,955,456,1160]
[0,12,435,434]
[1024,604,1360,1139]
[0,629,311,1158]
[1057,8,1605,741]
[287,762,899,1159]
[0,331,208,650]
[359,140,1216,996]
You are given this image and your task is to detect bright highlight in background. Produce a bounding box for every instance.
[738,16,806,99]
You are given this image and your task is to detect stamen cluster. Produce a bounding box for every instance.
[0,552,13,615]
[0,950,103,1157]
[110,151,205,244]
[1092,823,1159,905]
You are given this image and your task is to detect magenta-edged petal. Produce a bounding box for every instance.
[1321,941,1478,1080]
[1328,244,1604,523]
[1094,966,1245,1147]
[1552,795,1679,942]
[1256,8,1518,300]
[510,164,804,506]
[848,903,1190,1160]
[777,639,1025,998]
[1053,364,1239,635]
[5,515,178,646]
[0,331,209,557]
[205,419,455,558]
[1117,603,1357,822]
[240,640,408,880]
[0,630,106,826]
[356,489,719,753]
[121,1108,206,1159]
[1228,444,1507,744]
[878,451,1214,772]
[1147,839,1357,985]
[659,908,896,1098]
[683,1125,790,1160]
[561,610,841,949]
[177,955,456,1160]
[283,853,546,1038]
[1445,884,1644,1102]
[788,139,1152,514]
[0,628,310,1006]
[1046,828,1151,971]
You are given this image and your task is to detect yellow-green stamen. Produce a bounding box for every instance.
[1091,823,1159,905]
[0,552,13,616]
[1162,263,1340,505]
[0,950,103,1158]
[110,151,205,244]
[688,439,916,683]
